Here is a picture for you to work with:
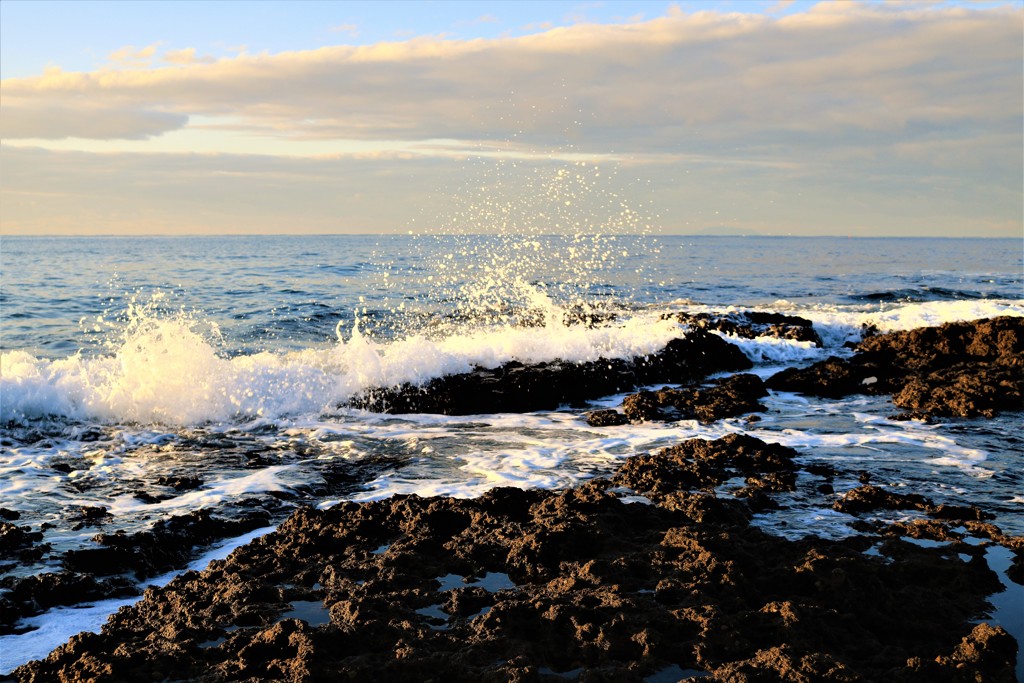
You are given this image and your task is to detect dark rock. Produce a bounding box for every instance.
[892,362,1023,418]
[764,317,1024,420]
[62,509,271,579]
[900,623,1018,682]
[666,311,823,347]
[585,409,629,427]
[621,373,768,423]
[156,475,204,491]
[833,486,997,525]
[804,464,837,478]
[15,436,1011,682]
[856,316,1023,371]
[70,506,109,521]
[613,433,798,496]
[888,411,935,423]
[766,356,896,398]
[0,573,140,633]
[348,330,751,415]
[833,485,930,515]
[1008,553,1024,586]
[0,508,20,521]
[0,522,43,554]
[926,504,993,522]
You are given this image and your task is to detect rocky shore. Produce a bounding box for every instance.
[6,315,1023,681]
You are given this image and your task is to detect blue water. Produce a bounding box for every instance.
[2,235,1019,358]
[0,233,1022,675]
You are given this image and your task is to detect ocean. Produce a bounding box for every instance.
[1,233,1022,674]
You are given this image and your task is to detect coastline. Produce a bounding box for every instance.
[6,315,1021,681]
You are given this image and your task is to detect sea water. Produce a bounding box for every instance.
[1,234,1022,674]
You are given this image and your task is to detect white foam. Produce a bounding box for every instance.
[714,333,824,364]
[4,298,1021,428]
[1,310,682,428]
[802,299,1024,348]
[763,424,989,469]
[106,466,296,514]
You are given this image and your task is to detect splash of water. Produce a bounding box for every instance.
[374,157,658,341]
[0,285,684,427]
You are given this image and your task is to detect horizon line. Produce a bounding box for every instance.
[1,232,1020,240]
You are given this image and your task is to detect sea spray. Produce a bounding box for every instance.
[373,157,659,342]
[4,296,1021,428]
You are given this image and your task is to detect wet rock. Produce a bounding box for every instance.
[613,433,798,496]
[888,411,934,423]
[0,522,43,554]
[892,363,1023,418]
[900,623,1018,682]
[766,356,896,398]
[156,475,204,491]
[348,330,752,415]
[585,409,630,427]
[833,485,931,515]
[62,509,272,579]
[857,316,1023,370]
[621,373,767,423]
[68,506,112,531]
[562,305,617,328]
[833,486,995,523]
[961,522,1024,552]
[300,453,410,499]
[70,506,109,521]
[665,311,823,347]
[1008,553,1024,586]
[0,573,140,633]
[804,463,837,479]
[767,317,1024,418]
[0,508,21,521]
[13,436,1015,682]
[926,504,994,523]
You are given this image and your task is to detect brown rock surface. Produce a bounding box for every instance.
[767,317,1024,418]
[15,436,1014,683]
[584,409,630,427]
[621,373,768,423]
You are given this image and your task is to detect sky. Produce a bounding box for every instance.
[0,0,1021,237]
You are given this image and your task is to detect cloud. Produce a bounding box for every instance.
[328,23,359,37]
[2,137,1019,237]
[765,0,795,14]
[0,2,1019,236]
[0,101,188,140]
[108,42,162,68]
[164,48,216,65]
[1,3,1017,154]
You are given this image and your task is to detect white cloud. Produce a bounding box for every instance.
[0,101,188,140]
[107,42,162,68]
[0,3,1019,236]
[163,48,216,65]
[1,5,1016,155]
[328,23,359,37]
